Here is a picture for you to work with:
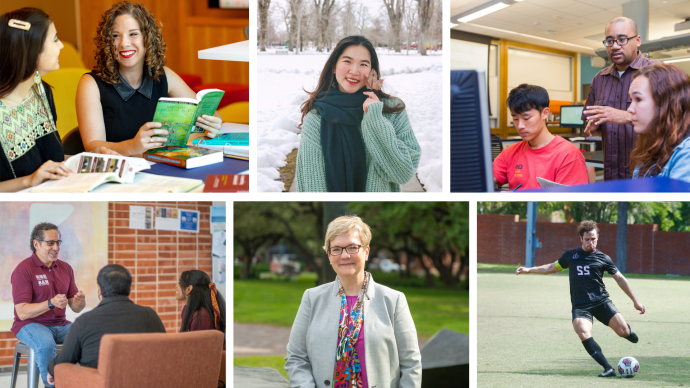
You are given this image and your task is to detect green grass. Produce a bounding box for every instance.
[478,272,690,387]
[234,278,469,338]
[478,262,690,280]
[234,356,289,379]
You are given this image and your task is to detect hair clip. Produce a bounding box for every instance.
[8,19,31,31]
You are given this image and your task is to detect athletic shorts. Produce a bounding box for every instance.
[572,299,619,325]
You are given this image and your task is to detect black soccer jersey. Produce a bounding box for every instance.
[557,248,619,309]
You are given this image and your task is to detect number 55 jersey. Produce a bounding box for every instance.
[556,248,619,308]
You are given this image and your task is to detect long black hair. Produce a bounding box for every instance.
[0,8,52,98]
[179,270,226,337]
[299,35,405,128]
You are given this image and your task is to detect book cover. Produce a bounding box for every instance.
[190,90,225,133]
[152,100,199,147]
[143,145,223,169]
[203,174,249,192]
[192,132,249,146]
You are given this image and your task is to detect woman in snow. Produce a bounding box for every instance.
[629,63,690,181]
[295,35,421,192]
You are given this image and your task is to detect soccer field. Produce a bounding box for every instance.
[478,272,690,387]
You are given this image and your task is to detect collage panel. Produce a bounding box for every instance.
[0,1,249,194]
[477,201,690,386]
[256,0,443,193]
[451,0,690,193]
[233,201,469,387]
[0,200,226,387]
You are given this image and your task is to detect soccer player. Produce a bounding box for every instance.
[516,220,645,377]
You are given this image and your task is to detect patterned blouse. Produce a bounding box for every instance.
[0,82,64,182]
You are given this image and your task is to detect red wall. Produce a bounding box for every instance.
[0,201,213,367]
[478,214,689,275]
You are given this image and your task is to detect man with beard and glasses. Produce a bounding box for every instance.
[11,223,86,388]
[582,17,659,181]
[515,220,645,377]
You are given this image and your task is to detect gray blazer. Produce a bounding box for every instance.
[285,276,422,388]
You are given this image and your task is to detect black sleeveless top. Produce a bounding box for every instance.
[88,70,168,143]
[0,81,64,183]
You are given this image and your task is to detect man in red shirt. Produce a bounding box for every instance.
[11,223,86,388]
[493,84,589,190]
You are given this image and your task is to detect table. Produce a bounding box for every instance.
[531,177,690,192]
[147,123,249,182]
[198,41,249,62]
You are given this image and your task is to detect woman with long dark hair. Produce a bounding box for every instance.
[628,63,690,180]
[175,270,226,340]
[0,8,115,192]
[295,35,421,192]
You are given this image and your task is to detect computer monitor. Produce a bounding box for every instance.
[450,70,494,192]
[560,105,585,129]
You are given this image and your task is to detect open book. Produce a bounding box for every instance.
[29,153,150,193]
[27,153,202,193]
[152,89,225,147]
[537,177,570,188]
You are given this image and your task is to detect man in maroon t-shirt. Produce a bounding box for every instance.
[11,222,86,388]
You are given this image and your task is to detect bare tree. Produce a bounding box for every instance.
[288,0,306,54]
[355,3,368,34]
[403,1,417,55]
[383,0,405,52]
[259,0,272,51]
[416,0,433,55]
[314,0,336,52]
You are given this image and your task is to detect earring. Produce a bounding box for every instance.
[332,78,337,88]
[34,71,41,85]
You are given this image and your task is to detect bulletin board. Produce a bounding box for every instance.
[0,202,108,332]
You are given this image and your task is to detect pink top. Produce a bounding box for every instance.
[337,295,368,388]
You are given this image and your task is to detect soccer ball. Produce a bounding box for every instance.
[617,356,640,378]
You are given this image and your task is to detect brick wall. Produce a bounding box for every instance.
[0,201,214,367]
[478,214,690,275]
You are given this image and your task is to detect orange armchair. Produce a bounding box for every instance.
[54,331,225,388]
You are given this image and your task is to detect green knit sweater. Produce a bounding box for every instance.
[295,100,421,192]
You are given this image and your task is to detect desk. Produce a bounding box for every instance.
[198,41,249,62]
[583,151,604,168]
[531,177,690,192]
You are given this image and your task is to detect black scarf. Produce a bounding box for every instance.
[313,86,369,192]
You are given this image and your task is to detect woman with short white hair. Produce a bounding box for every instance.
[285,215,422,388]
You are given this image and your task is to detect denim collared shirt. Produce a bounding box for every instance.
[633,136,690,181]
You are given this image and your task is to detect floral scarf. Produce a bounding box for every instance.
[333,272,370,388]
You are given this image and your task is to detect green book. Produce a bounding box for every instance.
[151,89,225,147]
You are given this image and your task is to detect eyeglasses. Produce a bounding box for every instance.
[327,244,363,256]
[39,240,62,247]
[602,35,637,47]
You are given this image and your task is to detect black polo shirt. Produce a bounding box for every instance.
[557,248,619,309]
[47,295,165,375]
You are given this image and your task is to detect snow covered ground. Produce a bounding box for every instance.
[257,48,443,192]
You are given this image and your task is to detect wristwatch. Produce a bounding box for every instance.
[47,299,55,310]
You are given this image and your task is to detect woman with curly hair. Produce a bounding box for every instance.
[0,8,116,192]
[76,1,222,156]
[295,35,421,192]
[629,63,690,181]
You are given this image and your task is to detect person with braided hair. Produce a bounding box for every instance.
[176,270,226,341]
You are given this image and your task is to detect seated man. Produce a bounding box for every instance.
[493,84,589,190]
[46,264,166,386]
[12,223,86,388]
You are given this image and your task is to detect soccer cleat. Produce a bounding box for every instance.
[625,324,639,343]
[598,368,616,377]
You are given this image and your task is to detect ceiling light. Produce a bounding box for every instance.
[664,57,690,64]
[464,23,595,50]
[458,2,511,23]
